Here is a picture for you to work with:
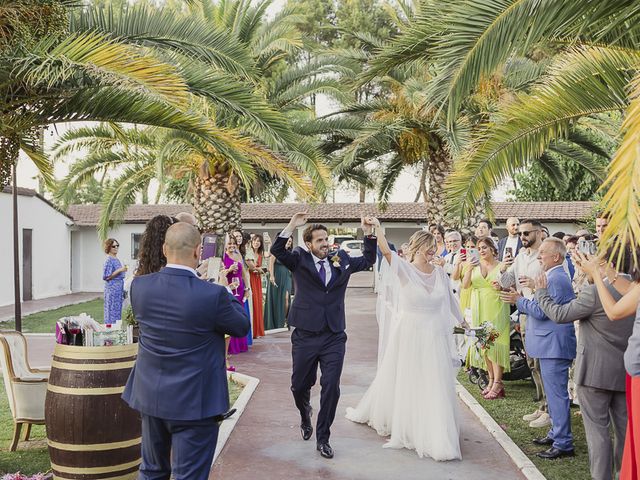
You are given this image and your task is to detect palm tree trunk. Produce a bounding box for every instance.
[193,170,242,234]
[426,147,484,231]
[359,184,366,202]
[425,148,452,225]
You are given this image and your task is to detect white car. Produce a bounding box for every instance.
[339,239,364,257]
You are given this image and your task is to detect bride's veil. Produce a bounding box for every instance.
[376,252,400,368]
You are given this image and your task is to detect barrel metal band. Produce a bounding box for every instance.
[53,472,138,480]
[47,384,125,396]
[50,360,135,371]
[54,350,137,361]
[51,458,141,475]
[47,437,141,451]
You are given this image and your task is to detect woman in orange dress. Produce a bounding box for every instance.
[247,235,266,338]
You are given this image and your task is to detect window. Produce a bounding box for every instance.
[132,233,143,259]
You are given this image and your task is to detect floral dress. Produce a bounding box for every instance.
[103,256,125,325]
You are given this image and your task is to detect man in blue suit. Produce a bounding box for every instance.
[500,237,576,459]
[271,212,377,459]
[122,222,250,479]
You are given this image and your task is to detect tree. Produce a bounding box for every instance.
[54,0,358,234]
[367,0,640,262]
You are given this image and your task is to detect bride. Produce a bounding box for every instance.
[346,218,464,461]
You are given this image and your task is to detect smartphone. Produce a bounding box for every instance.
[505,247,513,258]
[468,248,480,263]
[578,239,597,255]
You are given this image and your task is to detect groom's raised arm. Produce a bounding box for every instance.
[271,234,299,271]
[270,211,308,271]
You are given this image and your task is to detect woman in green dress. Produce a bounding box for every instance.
[264,236,293,330]
[462,237,511,400]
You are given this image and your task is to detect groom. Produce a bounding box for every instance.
[271,212,377,459]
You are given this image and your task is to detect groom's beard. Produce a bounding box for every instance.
[310,246,328,259]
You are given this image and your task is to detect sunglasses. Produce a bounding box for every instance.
[519,230,539,237]
[112,244,120,248]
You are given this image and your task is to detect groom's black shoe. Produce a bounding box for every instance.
[300,404,313,441]
[317,442,334,459]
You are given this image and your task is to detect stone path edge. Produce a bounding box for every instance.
[212,371,260,465]
[456,381,547,480]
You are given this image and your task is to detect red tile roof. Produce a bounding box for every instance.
[67,201,596,226]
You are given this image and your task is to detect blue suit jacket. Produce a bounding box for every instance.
[271,235,376,332]
[516,265,576,360]
[122,267,250,421]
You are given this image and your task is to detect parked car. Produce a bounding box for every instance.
[339,240,364,257]
[328,234,355,254]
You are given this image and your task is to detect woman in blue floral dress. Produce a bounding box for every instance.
[102,238,127,325]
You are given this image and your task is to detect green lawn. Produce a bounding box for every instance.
[458,371,590,480]
[2,299,104,333]
[0,377,244,475]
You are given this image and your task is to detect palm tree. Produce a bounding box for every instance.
[55,0,359,235]
[368,0,640,262]
[54,122,323,235]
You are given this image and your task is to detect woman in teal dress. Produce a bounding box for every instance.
[462,237,510,400]
[264,237,293,330]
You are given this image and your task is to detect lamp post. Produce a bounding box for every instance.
[12,161,22,332]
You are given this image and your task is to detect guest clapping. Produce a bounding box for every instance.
[500,238,576,459]
[533,251,635,480]
[576,250,640,480]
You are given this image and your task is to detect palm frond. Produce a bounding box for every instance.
[599,71,640,267]
[444,45,639,219]
[71,4,256,78]
[98,164,156,239]
[17,31,191,108]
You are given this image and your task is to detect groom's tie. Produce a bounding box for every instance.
[317,260,327,285]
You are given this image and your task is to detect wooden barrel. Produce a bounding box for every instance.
[45,343,141,480]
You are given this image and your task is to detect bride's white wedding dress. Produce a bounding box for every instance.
[346,252,463,461]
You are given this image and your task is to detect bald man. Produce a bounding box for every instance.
[174,211,197,226]
[122,222,250,480]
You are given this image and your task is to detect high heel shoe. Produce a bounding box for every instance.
[481,381,494,396]
[484,381,505,400]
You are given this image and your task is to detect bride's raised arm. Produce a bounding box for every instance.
[367,217,392,265]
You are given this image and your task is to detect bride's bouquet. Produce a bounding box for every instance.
[453,322,501,360]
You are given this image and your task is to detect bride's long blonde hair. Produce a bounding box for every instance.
[407,231,436,262]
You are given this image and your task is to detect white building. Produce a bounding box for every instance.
[0,187,73,306]
[1,192,596,306]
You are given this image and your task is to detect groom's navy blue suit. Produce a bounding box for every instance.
[122,266,250,480]
[271,234,376,444]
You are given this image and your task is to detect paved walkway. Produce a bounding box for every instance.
[0,292,101,322]
[212,273,526,480]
